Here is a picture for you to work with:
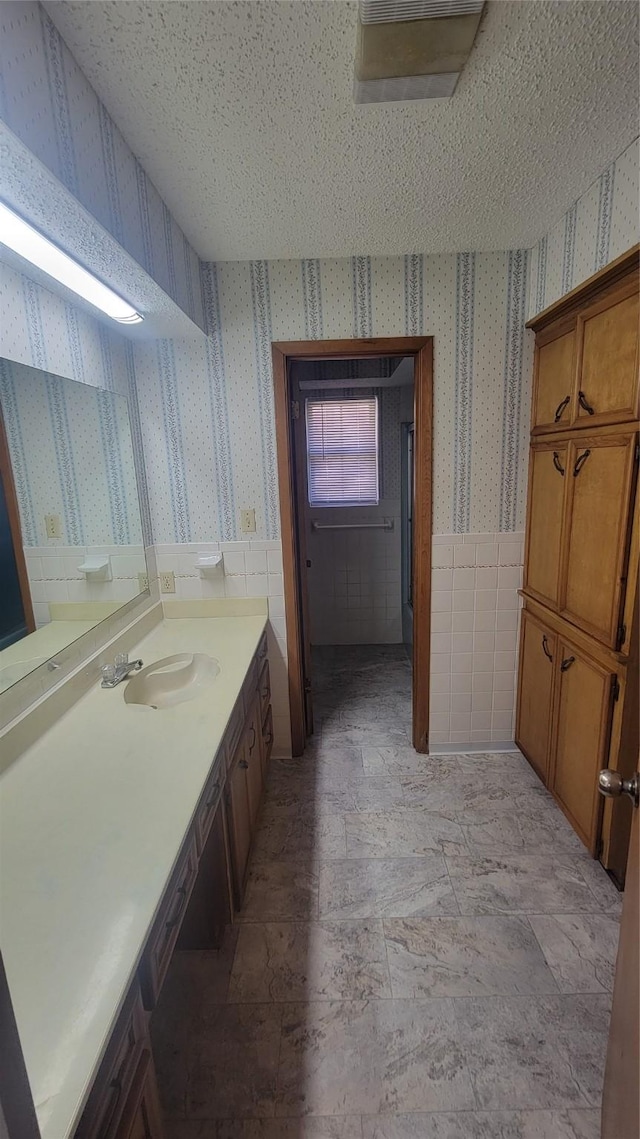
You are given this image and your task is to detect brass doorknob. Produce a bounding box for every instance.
[598,769,640,807]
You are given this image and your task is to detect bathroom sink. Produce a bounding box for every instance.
[124,653,220,709]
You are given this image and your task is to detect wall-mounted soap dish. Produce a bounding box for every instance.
[77,555,112,580]
[195,553,224,574]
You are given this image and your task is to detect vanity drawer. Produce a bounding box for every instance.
[74,983,147,1139]
[139,835,198,1009]
[258,659,270,722]
[257,631,268,665]
[195,754,225,853]
[242,655,258,707]
[224,695,245,771]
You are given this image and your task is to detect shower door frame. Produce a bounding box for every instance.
[272,336,433,756]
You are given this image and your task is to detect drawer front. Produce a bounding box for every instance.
[257,631,268,665]
[140,836,198,1009]
[224,696,245,771]
[258,659,270,722]
[74,984,147,1139]
[195,753,225,853]
[242,654,258,707]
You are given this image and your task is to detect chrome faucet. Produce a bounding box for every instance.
[101,652,143,688]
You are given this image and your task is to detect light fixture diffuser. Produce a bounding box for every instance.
[0,200,143,324]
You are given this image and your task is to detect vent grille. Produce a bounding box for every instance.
[360,0,484,23]
[355,72,459,102]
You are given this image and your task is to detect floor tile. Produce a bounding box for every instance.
[319,857,460,919]
[345,808,467,858]
[228,920,391,1002]
[528,914,619,992]
[276,999,475,1116]
[186,1004,283,1118]
[360,1108,600,1138]
[455,994,610,1110]
[457,809,586,857]
[238,862,319,922]
[446,854,608,915]
[383,915,558,997]
[252,813,347,862]
[167,1119,364,1138]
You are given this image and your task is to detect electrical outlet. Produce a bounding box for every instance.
[240,508,256,533]
[45,514,62,539]
[138,572,149,592]
[160,571,176,594]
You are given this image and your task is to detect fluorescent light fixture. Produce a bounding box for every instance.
[0,200,143,324]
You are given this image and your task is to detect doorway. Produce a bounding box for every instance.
[271,336,433,756]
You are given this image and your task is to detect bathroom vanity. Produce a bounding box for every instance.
[0,610,273,1139]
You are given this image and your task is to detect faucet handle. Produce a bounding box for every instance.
[114,652,129,667]
[101,663,118,684]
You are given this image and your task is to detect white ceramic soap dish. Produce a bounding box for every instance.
[77,555,112,580]
[195,553,224,574]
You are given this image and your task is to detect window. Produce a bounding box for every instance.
[305,397,379,506]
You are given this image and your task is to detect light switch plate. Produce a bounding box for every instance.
[45,514,62,539]
[240,508,256,533]
[160,571,176,593]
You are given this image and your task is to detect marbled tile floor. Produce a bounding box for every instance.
[152,645,622,1139]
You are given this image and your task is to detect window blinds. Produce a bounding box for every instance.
[305,397,379,506]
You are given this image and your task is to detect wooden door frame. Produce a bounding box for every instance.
[272,336,433,756]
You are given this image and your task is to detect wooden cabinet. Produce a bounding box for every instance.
[226,736,253,907]
[140,836,198,1009]
[532,325,575,432]
[518,246,638,862]
[75,985,163,1139]
[515,610,556,783]
[561,432,637,647]
[550,643,615,854]
[524,441,567,607]
[575,282,639,428]
[245,696,264,828]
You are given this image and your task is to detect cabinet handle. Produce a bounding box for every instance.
[248,726,256,752]
[552,451,565,476]
[541,635,553,662]
[239,759,249,769]
[573,449,591,477]
[165,885,188,930]
[560,655,576,672]
[553,395,570,421]
[578,390,595,415]
[205,779,221,809]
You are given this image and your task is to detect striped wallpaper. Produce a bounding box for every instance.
[134,250,534,543]
[528,137,639,319]
[0,1,204,331]
[0,357,142,547]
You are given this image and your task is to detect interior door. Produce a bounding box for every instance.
[515,610,556,783]
[523,441,568,608]
[561,433,638,647]
[600,761,639,1139]
[291,383,314,736]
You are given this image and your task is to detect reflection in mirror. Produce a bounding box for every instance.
[0,359,147,693]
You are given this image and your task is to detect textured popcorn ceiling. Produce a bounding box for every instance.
[44,0,639,261]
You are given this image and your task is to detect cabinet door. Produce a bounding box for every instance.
[523,442,568,608]
[575,284,639,428]
[245,697,264,828]
[226,741,252,908]
[561,433,637,647]
[515,610,556,783]
[532,326,576,432]
[550,644,615,853]
[117,1051,164,1139]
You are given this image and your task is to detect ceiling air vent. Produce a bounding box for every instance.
[355,0,485,103]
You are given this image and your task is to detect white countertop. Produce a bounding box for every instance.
[0,620,98,693]
[0,614,267,1139]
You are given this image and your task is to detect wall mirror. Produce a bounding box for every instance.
[0,358,148,694]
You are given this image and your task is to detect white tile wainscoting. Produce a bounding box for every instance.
[429,532,525,749]
[24,545,148,627]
